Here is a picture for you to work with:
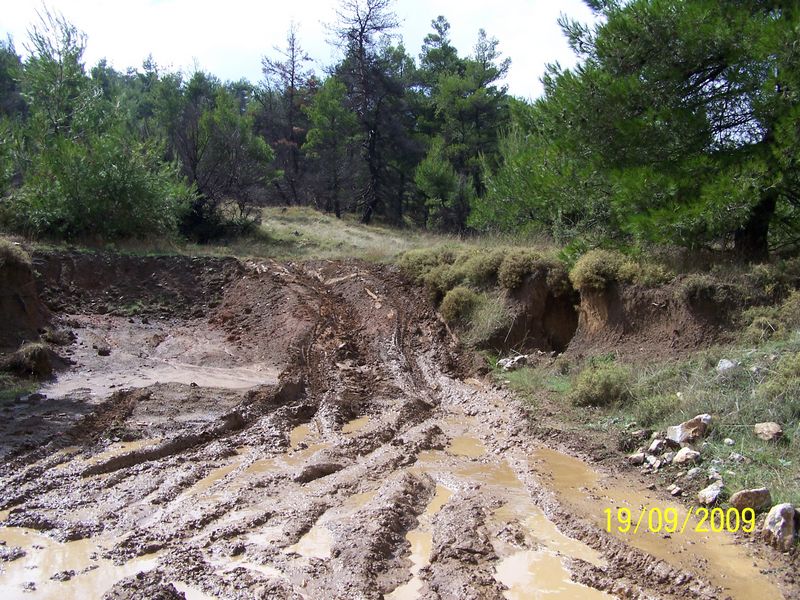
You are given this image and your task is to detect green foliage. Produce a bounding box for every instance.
[741,291,800,344]
[569,249,625,290]
[570,362,632,407]
[4,124,191,240]
[439,285,478,324]
[569,249,672,289]
[481,1,800,257]
[462,291,513,347]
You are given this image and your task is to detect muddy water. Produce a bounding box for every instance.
[342,416,370,434]
[289,423,313,448]
[287,524,334,559]
[446,435,486,458]
[0,527,160,599]
[495,550,611,600]
[41,362,279,399]
[531,447,784,600]
[396,417,609,600]
[171,581,219,600]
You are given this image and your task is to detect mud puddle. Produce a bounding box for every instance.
[0,527,160,599]
[400,413,608,599]
[531,447,784,600]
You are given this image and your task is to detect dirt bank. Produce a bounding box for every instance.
[0,251,795,599]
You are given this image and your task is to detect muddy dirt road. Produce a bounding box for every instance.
[0,256,793,599]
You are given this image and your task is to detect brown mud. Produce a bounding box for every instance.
[0,252,795,599]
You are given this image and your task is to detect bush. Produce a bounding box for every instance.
[3,129,191,241]
[569,249,625,290]
[0,238,31,270]
[462,291,513,347]
[741,291,800,344]
[569,363,632,407]
[634,393,681,427]
[462,248,507,287]
[439,286,478,325]
[397,246,457,282]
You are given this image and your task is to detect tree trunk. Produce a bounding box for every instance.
[733,187,777,261]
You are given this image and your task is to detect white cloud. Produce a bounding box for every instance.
[1,0,595,97]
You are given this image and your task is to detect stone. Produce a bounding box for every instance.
[498,355,528,371]
[628,452,645,466]
[662,451,675,463]
[728,452,746,463]
[716,359,740,374]
[673,447,701,465]
[648,439,666,455]
[729,488,772,513]
[754,422,783,442]
[666,414,712,445]
[685,467,702,480]
[670,486,683,497]
[697,481,724,506]
[763,503,798,552]
[723,438,735,446]
[96,345,111,357]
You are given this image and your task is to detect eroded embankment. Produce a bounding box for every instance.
[0,252,793,599]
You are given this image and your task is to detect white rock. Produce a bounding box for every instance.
[648,439,666,455]
[673,447,701,465]
[628,452,645,466]
[754,422,783,442]
[729,452,746,463]
[716,359,740,374]
[763,503,797,551]
[666,414,712,445]
[685,467,702,480]
[723,438,735,446]
[697,481,724,505]
[498,354,528,371]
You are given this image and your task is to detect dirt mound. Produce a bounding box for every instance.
[34,250,242,318]
[567,279,741,359]
[0,243,48,351]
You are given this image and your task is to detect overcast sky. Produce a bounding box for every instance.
[1,0,596,99]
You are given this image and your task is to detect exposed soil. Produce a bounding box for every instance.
[0,251,795,599]
[566,279,739,360]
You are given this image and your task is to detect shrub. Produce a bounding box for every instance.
[462,248,507,287]
[569,362,632,407]
[569,249,625,290]
[617,259,673,287]
[439,286,478,325]
[498,250,546,290]
[462,291,513,347]
[741,291,800,344]
[634,393,681,427]
[0,238,31,270]
[4,129,191,241]
[397,246,457,282]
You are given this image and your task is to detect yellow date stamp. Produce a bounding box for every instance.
[604,506,756,534]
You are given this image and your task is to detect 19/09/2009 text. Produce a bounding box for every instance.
[604,506,756,534]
